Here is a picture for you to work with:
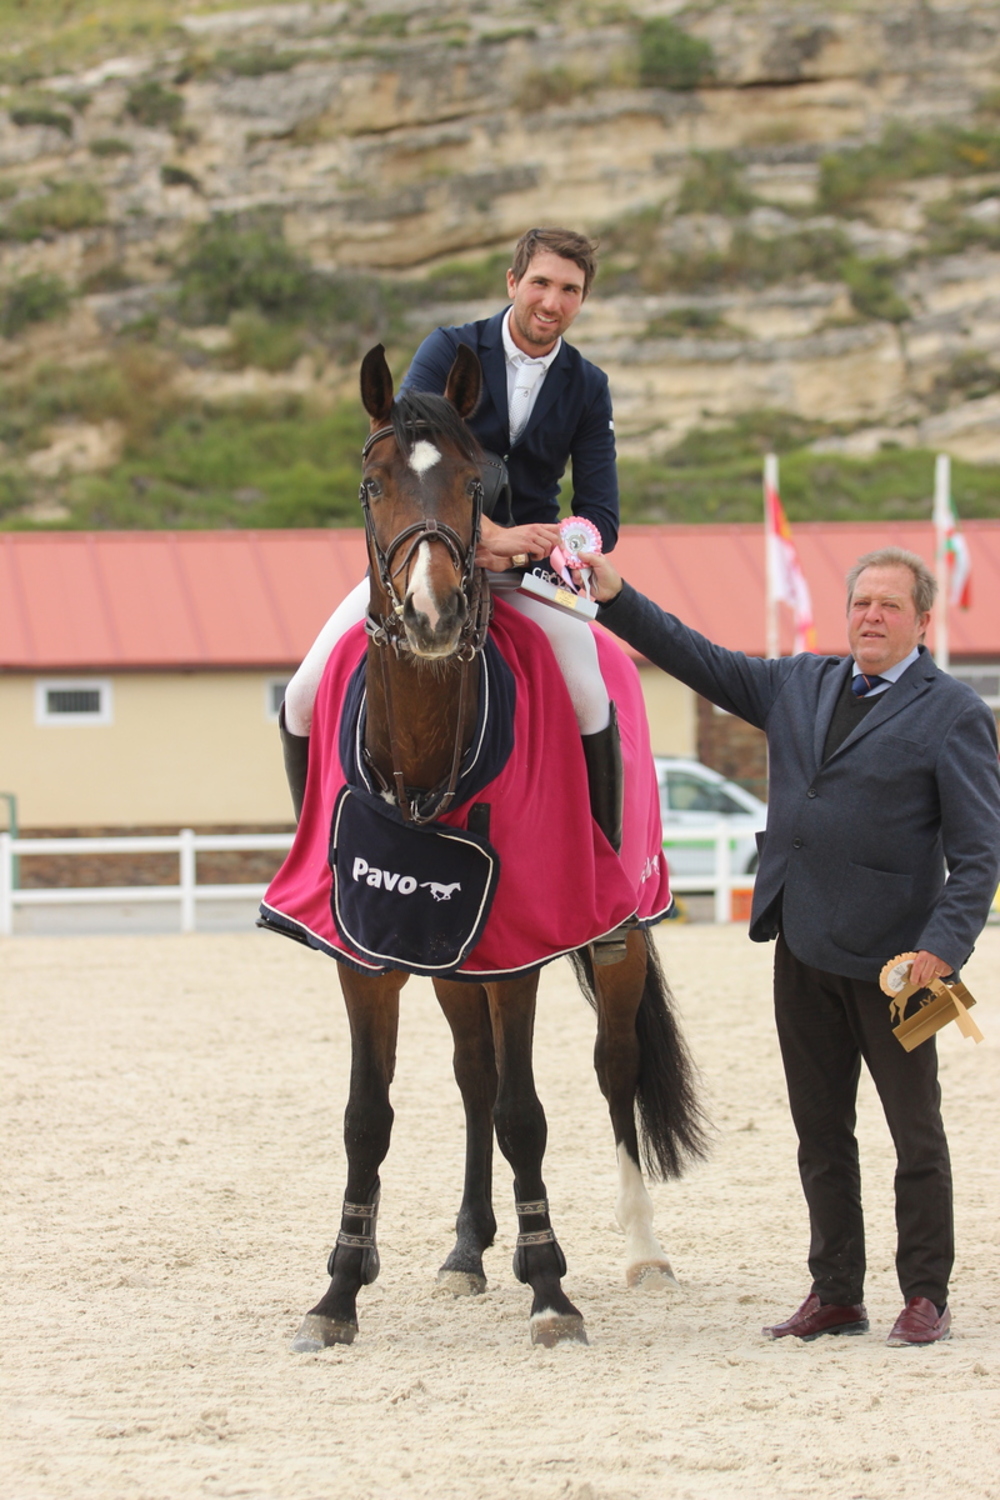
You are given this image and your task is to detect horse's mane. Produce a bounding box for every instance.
[390,390,482,464]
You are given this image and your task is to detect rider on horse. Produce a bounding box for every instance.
[281,228,625,882]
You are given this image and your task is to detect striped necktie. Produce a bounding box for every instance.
[851,673,888,697]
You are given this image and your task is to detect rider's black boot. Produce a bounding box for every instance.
[279,702,310,823]
[581,704,631,966]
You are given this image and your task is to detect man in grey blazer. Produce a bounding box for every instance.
[583,543,1000,1345]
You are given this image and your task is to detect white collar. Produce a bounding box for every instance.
[501,307,561,369]
[851,645,920,684]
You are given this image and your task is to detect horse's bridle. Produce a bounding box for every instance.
[357,422,492,824]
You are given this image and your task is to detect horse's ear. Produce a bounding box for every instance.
[360,344,393,423]
[443,343,482,421]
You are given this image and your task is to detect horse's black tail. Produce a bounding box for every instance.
[568,928,710,1181]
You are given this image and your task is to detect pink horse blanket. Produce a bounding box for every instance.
[260,597,671,980]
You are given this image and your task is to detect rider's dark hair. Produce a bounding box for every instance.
[391,390,482,463]
[509,227,599,298]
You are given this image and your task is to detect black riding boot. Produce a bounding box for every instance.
[279,702,310,823]
[581,704,630,966]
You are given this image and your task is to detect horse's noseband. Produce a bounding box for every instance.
[359,423,489,661]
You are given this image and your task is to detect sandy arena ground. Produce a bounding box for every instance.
[2,923,999,1500]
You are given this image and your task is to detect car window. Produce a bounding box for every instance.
[666,772,746,815]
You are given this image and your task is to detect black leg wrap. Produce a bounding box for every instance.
[279,701,310,823]
[327,1184,381,1285]
[511,1195,567,1284]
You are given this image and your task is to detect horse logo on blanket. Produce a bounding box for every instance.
[260,598,671,980]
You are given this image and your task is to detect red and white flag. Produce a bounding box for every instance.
[933,454,971,609]
[764,454,816,655]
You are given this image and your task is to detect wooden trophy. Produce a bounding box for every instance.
[879,952,984,1051]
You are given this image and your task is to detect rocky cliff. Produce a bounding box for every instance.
[2,0,999,525]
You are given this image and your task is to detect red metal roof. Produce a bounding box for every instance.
[1,521,999,670]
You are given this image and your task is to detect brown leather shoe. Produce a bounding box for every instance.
[887,1297,951,1346]
[763,1292,869,1341]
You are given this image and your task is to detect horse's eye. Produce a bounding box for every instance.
[364,477,382,500]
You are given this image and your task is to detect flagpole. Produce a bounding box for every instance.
[933,452,950,672]
[764,453,779,659]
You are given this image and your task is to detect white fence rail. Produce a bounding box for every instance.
[0,823,754,935]
[0,830,294,937]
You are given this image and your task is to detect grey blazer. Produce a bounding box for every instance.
[599,584,1000,981]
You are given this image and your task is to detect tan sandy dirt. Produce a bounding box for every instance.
[2,924,998,1500]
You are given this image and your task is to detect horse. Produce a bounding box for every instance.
[275,343,706,1350]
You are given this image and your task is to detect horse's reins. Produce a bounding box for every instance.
[358,422,491,825]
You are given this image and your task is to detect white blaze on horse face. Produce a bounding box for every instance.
[408,440,441,476]
[407,538,441,631]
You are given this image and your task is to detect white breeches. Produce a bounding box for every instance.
[283,577,610,737]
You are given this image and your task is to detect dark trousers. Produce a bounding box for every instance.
[773,934,953,1307]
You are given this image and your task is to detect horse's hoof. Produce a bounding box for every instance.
[530,1311,589,1347]
[435,1268,487,1297]
[626,1260,682,1293]
[290,1313,357,1351]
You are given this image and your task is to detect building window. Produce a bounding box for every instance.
[266,678,291,721]
[951,665,1000,707]
[35,678,113,725]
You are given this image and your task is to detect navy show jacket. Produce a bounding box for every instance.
[399,308,620,553]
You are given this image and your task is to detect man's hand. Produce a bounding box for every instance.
[476,518,561,572]
[909,950,953,988]
[579,551,623,604]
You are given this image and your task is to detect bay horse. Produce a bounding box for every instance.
[289,343,705,1351]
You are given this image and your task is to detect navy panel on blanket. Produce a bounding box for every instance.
[338,634,516,809]
[329,785,500,975]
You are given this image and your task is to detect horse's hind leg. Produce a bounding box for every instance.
[291,966,405,1352]
[433,979,498,1295]
[488,977,588,1347]
[592,929,681,1293]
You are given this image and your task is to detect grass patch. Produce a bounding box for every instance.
[515,64,597,111]
[601,207,910,321]
[161,163,200,190]
[224,312,303,373]
[637,17,714,89]
[618,419,1000,525]
[675,152,757,217]
[0,271,70,338]
[212,46,311,77]
[0,356,372,530]
[124,78,184,130]
[819,121,1000,213]
[9,103,74,136]
[0,180,106,239]
[89,136,133,156]
[643,307,739,339]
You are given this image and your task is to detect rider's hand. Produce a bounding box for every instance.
[579,552,623,604]
[476,519,561,571]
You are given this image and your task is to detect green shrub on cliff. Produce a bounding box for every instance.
[638,18,714,89]
[820,121,1000,212]
[0,181,106,239]
[0,272,70,337]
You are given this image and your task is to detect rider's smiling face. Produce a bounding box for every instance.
[506,250,587,357]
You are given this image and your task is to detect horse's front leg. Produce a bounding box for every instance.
[592,930,681,1293]
[291,965,406,1351]
[488,977,587,1347]
[433,979,498,1295]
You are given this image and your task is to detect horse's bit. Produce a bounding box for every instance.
[357,422,491,825]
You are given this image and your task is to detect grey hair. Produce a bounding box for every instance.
[846,547,937,615]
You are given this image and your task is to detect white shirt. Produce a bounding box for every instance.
[502,308,561,446]
[851,645,921,696]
